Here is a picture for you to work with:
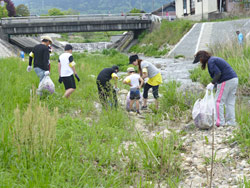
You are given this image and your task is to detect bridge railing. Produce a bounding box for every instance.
[1,13,152,25]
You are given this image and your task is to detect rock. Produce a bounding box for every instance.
[177,82,204,96]
[158,129,171,137]
[118,89,128,94]
[197,164,206,173]
[240,160,248,168]
[155,63,162,69]
[94,102,102,112]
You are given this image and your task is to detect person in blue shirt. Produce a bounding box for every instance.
[193,50,238,127]
[20,51,25,61]
[236,31,243,45]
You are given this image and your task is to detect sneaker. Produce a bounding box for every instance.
[141,106,147,110]
[136,110,141,115]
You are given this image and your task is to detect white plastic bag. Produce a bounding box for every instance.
[192,90,215,129]
[37,75,55,95]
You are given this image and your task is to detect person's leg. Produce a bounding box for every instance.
[63,88,75,98]
[152,85,159,110]
[62,75,76,98]
[97,81,108,107]
[129,99,135,111]
[112,87,118,108]
[215,81,229,127]
[142,83,151,108]
[225,78,238,126]
[34,67,45,82]
[136,100,140,113]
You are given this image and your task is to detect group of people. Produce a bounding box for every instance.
[26,36,238,127]
[27,36,80,98]
[96,54,163,114]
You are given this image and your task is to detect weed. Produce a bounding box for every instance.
[129,19,194,57]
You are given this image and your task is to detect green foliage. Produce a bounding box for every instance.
[63,8,79,15]
[48,8,65,16]
[189,67,211,86]
[232,101,250,157]
[159,81,197,121]
[129,19,194,57]
[0,52,182,186]
[16,4,30,16]
[129,8,144,13]
[0,3,8,18]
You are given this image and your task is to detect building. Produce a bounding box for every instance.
[152,1,176,20]
[175,0,250,20]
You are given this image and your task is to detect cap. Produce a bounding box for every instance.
[193,54,200,64]
[41,35,53,44]
[112,65,119,71]
[129,54,139,64]
[127,67,135,72]
[65,44,73,51]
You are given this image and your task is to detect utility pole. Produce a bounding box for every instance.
[201,0,203,21]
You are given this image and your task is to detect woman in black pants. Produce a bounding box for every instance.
[129,55,162,110]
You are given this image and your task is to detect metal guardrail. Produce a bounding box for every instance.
[0,13,152,25]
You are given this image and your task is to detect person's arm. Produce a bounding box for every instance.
[68,56,80,82]
[111,73,118,88]
[123,77,132,86]
[212,72,221,84]
[43,48,50,71]
[27,51,34,72]
[28,51,34,66]
[142,68,148,79]
[139,77,144,89]
[58,60,61,76]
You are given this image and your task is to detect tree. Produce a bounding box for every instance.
[48,8,64,16]
[129,8,145,13]
[0,3,8,18]
[3,0,15,17]
[63,9,79,15]
[16,4,30,17]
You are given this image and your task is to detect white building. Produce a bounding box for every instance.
[175,0,250,20]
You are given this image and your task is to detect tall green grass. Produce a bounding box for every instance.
[129,19,194,57]
[0,50,182,187]
[159,81,199,121]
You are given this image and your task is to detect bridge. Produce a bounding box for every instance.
[0,14,152,37]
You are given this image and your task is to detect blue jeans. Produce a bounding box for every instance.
[34,67,46,82]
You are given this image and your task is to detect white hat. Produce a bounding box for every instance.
[41,35,53,44]
[127,67,135,72]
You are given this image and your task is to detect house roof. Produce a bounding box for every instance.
[151,1,175,14]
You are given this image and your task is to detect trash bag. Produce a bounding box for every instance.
[192,90,215,129]
[126,92,143,111]
[37,75,55,96]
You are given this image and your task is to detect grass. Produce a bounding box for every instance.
[159,81,199,121]
[129,19,194,57]
[0,50,183,187]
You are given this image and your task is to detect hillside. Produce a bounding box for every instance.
[11,0,172,15]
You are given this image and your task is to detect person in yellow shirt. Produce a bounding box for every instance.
[129,55,162,110]
[123,67,144,114]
